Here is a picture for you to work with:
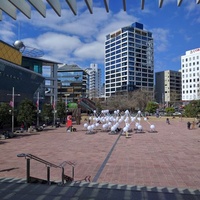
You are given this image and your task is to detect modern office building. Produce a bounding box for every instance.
[85,63,101,99]
[181,48,200,101]
[57,64,89,104]
[104,22,154,97]
[0,40,45,105]
[21,56,60,105]
[155,70,182,105]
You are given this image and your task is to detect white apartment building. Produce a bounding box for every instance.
[85,63,101,98]
[181,48,200,101]
[104,22,154,97]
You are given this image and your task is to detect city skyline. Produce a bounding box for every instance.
[0,0,200,82]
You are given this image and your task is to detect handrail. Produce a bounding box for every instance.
[82,98,96,108]
[80,101,94,112]
[17,153,75,185]
[18,153,60,168]
[59,161,75,168]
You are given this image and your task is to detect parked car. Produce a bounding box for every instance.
[173,112,182,116]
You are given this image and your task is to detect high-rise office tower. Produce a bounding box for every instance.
[85,63,101,98]
[181,48,200,101]
[104,22,154,97]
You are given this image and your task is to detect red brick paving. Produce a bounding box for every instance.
[0,117,200,190]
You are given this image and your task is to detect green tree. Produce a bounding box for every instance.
[165,107,175,115]
[41,103,53,125]
[145,101,159,114]
[17,99,37,128]
[184,100,200,118]
[0,102,11,129]
[57,101,66,122]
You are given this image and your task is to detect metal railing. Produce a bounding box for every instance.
[17,153,75,185]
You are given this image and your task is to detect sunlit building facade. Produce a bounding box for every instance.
[85,63,101,99]
[181,48,200,101]
[104,22,154,97]
[155,70,182,104]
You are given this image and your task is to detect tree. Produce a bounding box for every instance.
[0,102,11,129]
[17,99,37,129]
[145,101,159,114]
[184,100,200,118]
[57,101,66,122]
[102,89,154,112]
[41,104,53,125]
[165,107,175,115]
[128,89,154,111]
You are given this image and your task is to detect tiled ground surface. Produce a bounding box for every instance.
[0,117,200,190]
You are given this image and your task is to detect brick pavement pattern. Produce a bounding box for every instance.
[0,117,200,190]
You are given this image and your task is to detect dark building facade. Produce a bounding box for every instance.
[0,40,45,105]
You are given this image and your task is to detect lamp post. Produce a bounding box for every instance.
[7,87,20,133]
[53,95,57,127]
[35,92,45,127]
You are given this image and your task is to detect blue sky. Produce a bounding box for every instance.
[0,0,200,82]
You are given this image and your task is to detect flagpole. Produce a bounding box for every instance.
[37,92,39,126]
[12,87,14,133]
[7,87,20,133]
[53,95,56,127]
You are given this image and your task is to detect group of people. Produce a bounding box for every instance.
[166,117,197,130]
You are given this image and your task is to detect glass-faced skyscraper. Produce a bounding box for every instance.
[104,22,154,97]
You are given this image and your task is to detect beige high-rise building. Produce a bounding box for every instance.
[155,70,182,104]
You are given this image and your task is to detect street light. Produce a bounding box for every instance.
[7,87,20,133]
[35,92,44,127]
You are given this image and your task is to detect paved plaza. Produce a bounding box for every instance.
[0,116,200,199]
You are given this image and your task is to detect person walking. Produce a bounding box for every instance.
[192,121,195,129]
[187,121,191,130]
[166,118,170,125]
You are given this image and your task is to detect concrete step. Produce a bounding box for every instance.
[0,177,200,200]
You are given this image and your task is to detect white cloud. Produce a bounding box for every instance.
[0,21,16,43]
[74,41,104,60]
[151,28,170,52]
[13,6,139,66]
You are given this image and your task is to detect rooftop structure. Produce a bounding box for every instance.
[0,0,199,21]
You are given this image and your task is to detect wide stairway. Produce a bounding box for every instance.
[0,153,199,200]
[1,177,200,200]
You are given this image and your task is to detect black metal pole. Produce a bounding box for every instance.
[26,158,30,183]
[62,168,64,185]
[72,166,74,180]
[47,166,50,185]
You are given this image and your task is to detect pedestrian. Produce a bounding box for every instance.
[166,118,170,125]
[20,123,24,133]
[187,121,191,130]
[192,121,195,129]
